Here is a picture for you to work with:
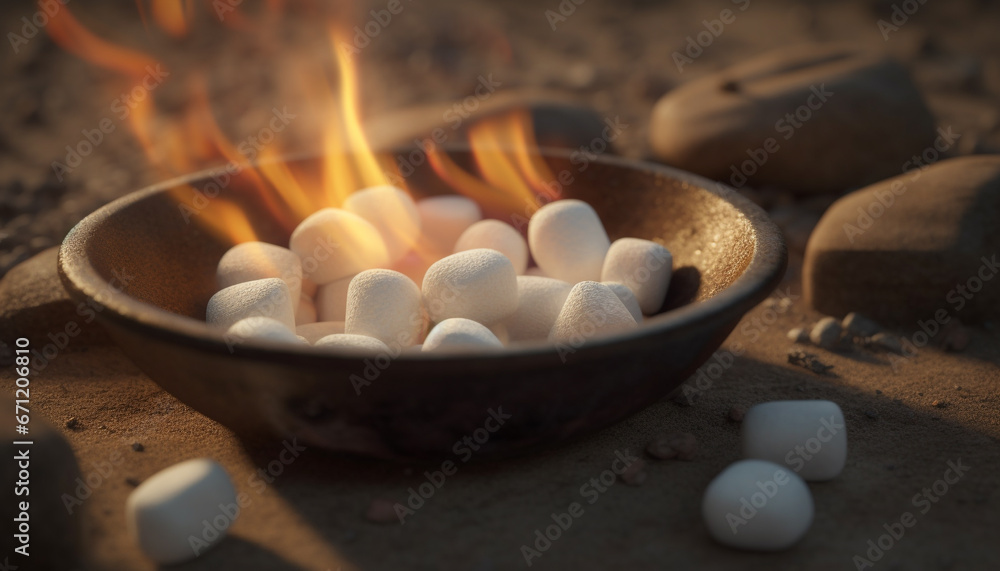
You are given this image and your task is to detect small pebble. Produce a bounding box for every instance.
[864,410,879,420]
[619,458,647,486]
[600,237,673,314]
[727,406,746,423]
[931,400,948,408]
[702,459,814,551]
[646,432,698,460]
[132,443,144,452]
[343,185,421,264]
[422,249,519,325]
[841,312,881,338]
[454,219,529,275]
[366,498,402,524]
[126,458,237,565]
[65,417,80,430]
[422,318,504,353]
[786,349,834,375]
[528,199,611,284]
[125,477,141,487]
[742,400,847,481]
[871,332,904,354]
[288,208,389,284]
[809,317,841,349]
[786,327,809,343]
[206,278,296,330]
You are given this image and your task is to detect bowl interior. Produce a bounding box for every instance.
[75,150,758,333]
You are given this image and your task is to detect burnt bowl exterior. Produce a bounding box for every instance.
[58,150,786,460]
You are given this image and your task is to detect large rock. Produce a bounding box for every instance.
[0,247,110,349]
[2,397,83,569]
[804,155,1000,325]
[649,44,937,194]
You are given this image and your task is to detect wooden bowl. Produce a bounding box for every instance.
[58,149,786,459]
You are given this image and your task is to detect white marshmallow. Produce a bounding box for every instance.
[423,318,503,352]
[314,334,391,354]
[125,458,237,565]
[288,208,389,284]
[216,241,303,306]
[206,278,295,330]
[454,220,529,274]
[416,195,482,255]
[528,199,610,283]
[504,276,572,342]
[742,400,848,481]
[315,274,355,322]
[601,237,672,315]
[603,282,643,324]
[226,316,303,345]
[295,295,317,325]
[296,321,346,344]
[345,269,423,347]
[422,249,518,325]
[702,459,814,551]
[549,281,638,342]
[343,185,421,264]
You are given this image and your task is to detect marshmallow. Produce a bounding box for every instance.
[216,241,303,306]
[422,249,519,325]
[126,458,237,565]
[315,274,355,322]
[742,400,847,481]
[295,295,317,325]
[549,281,638,342]
[603,282,643,324]
[702,459,814,551]
[314,334,392,354]
[423,318,503,352]
[416,195,482,255]
[296,321,346,344]
[601,238,672,315]
[226,316,303,345]
[345,269,423,347]
[488,322,510,346]
[454,220,529,274]
[206,278,295,330]
[504,276,572,342]
[528,199,610,283]
[288,208,389,284]
[391,249,434,287]
[343,185,421,264]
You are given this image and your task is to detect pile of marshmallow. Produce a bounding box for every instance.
[206,185,673,353]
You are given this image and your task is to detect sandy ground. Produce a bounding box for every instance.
[2,0,1000,569]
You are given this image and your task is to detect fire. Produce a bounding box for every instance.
[44,2,557,250]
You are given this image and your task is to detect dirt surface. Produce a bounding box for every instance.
[2,0,1000,570]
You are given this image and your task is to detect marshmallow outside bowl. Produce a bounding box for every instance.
[742,400,848,481]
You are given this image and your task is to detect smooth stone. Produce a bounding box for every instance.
[804,155,1000,324]
[0,247,110,345]
[702,459,814,551]
[650,44,936,194]
[742,400,848,481]
[841,312,881,338]
[809,317,842,349]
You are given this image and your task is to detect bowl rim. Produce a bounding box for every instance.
[58,148,787,362]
